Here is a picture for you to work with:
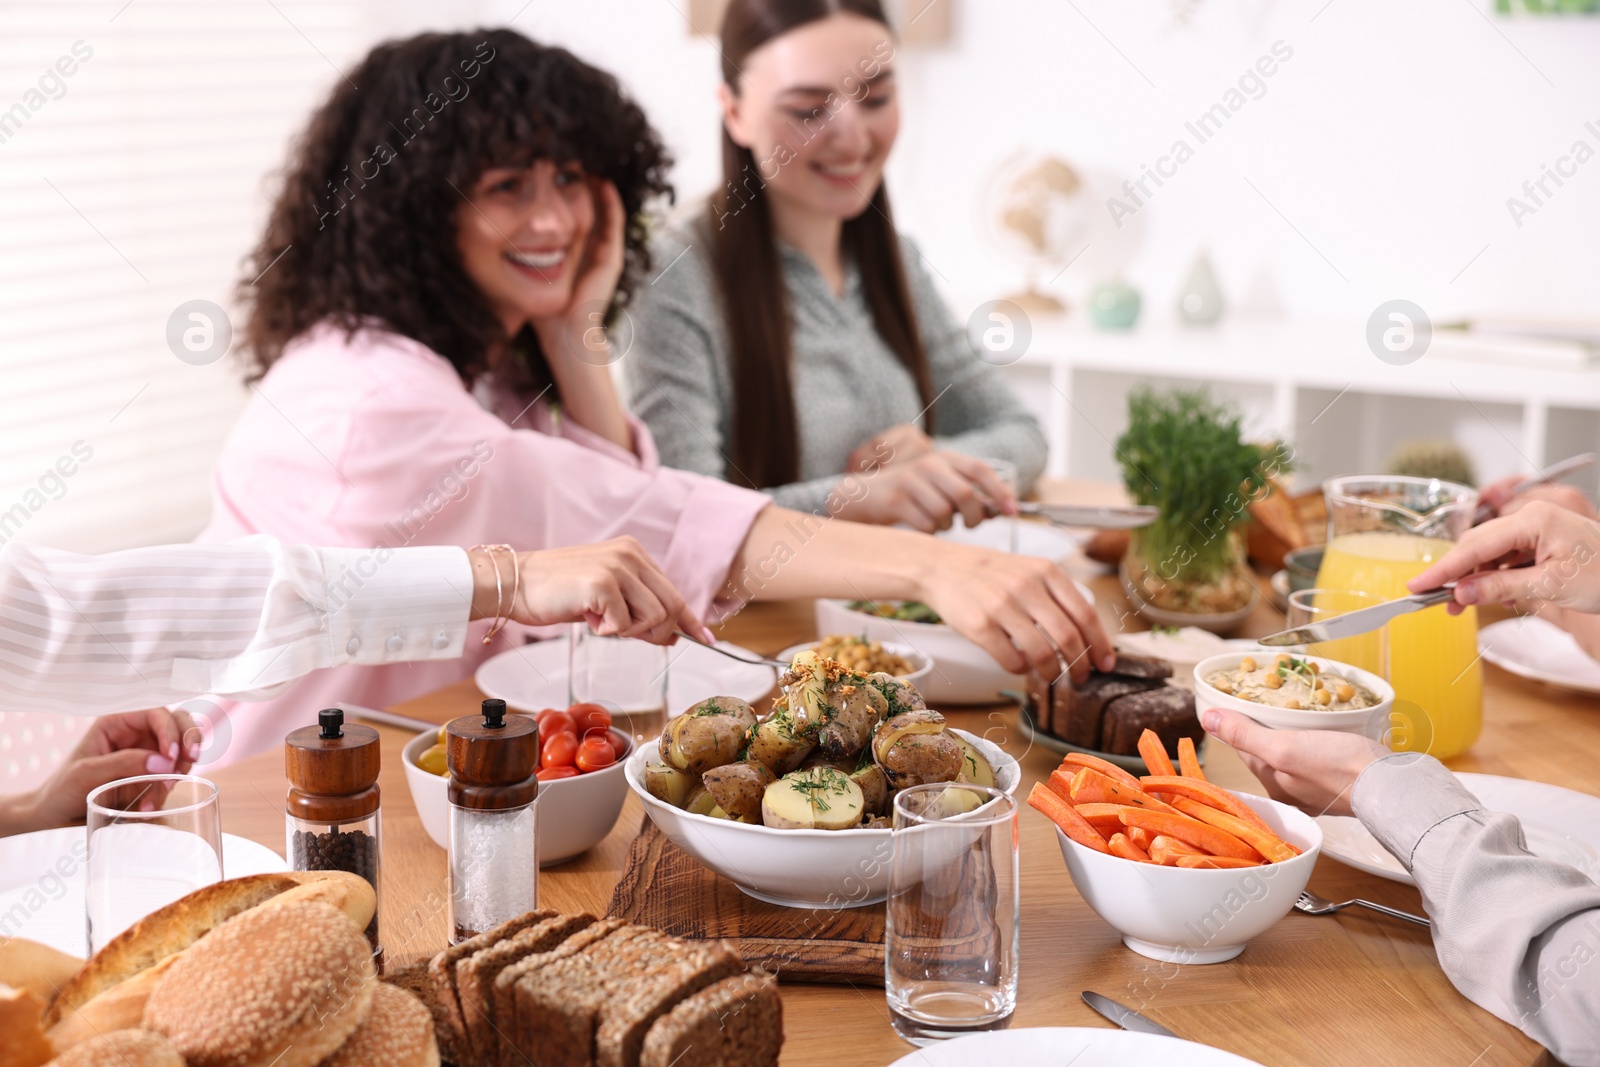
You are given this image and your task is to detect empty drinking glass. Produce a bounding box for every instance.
[568,624,669,745]
[886,782,1019,1045]
[86,775,222,954]
[1285,587,1389,680]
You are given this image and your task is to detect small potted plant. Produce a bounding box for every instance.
[1115,388,1291,632]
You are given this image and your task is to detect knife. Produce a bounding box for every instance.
[1081,990,1178,1038]
[1018,502,1161,529]
[1256,586,1457,647]
[1473,452,1596,526]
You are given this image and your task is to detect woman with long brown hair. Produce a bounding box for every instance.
[194,27,1110,764]
[626,0,1045,533]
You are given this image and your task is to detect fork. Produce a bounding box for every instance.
[672,629,789,671]
[1295,889,1430,927]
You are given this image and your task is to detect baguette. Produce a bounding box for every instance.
[43,870,372,1030]
[0,939,82,1004]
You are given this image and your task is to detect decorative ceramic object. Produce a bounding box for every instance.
[1176,251,1225,325]
[1089,280,1141,330]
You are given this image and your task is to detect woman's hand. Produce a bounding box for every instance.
[1407,500,1600,614]
[1201,707,1387,818]
[531,178,627,364]
[845,423,936,474]
[914,545,1114,683]
[1478,475,1596,522]
[831,450,1018,533]
[472,539,709,645]
[16,708,200,832]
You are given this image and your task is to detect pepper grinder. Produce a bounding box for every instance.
[285,707,383,965]
[445,698,539,944]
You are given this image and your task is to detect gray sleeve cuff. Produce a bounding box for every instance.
[1350,752,1483,871]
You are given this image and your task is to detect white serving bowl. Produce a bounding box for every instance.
[814,582,1095,705]
[402,725,634,866]
[1053,791,1322,963]
[776,639,933,691]
[1192,651,1395,741]
[625,728,1020,909]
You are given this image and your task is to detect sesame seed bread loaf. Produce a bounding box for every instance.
[637,972,783,1067]
[0,983,53,1067]
[43,870,374,1031]
[142,900,376,1067]
[41,1029,183,1067]
[321,980,439,1067]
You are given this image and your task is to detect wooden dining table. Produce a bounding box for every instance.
[208,492,1596,1067]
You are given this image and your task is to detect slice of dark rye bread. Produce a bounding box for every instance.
[493,918,630,1067]
[638,972,782,1067]
[594,940,745,1067]
[383,961,469,1067]
[507,925,664,1067]
[457,914,597,1067]
[429,909,558,1054]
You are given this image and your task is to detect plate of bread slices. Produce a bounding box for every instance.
[1021,653,1206,776]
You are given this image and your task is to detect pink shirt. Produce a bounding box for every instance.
[197,321,768,764]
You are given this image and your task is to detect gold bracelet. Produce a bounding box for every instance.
[472,544,515,644]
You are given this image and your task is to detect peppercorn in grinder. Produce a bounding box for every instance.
[446,698,539,944]
[285,707,383,965]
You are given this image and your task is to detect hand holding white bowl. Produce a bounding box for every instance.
[1201,707,1387,819]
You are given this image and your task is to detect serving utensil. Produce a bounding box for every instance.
[1295,889,1429,927]
[1255,586,1456,647]
[671,630,788,671]
[1081,990,1178,1038]
[1473,451,1596,525]
[346,705,446,734]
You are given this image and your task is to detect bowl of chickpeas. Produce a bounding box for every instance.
[1192,651,1394,740]
[778,636,933,690]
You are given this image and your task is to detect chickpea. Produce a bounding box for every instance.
[1335,683,1355,702]
[1315,689,1333,706]
[1283,698,1302,710]
[1308,661,1321,674]
[1274,653,1292,669]
[1239,656,1257,673]
[1263,673,1283,690]
[1314,677,1326,691]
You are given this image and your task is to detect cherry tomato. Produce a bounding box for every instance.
[537,765,579,781]
[538,710,576,738]
[575,734,617,774]
[568,703,612,738]
[542,731,578,768]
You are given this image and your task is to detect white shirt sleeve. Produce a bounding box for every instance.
[0,536,474,715]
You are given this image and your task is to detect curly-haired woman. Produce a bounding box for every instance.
[199,28,1108,763]
[625,0,1046,531]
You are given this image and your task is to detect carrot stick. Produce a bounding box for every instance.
[1137,776,1275,835]
[1137,729,1177,777]
[1058,752,1143,790]
[1177,736,1206,781]
[1118,809,1261,861]
[1066,768,1182,815]
[1073,802,1146,831]
[1108,832,1153,863]
[1046,769,1076,805]
[1148,834,1203,865]
[1027,782,1108,853]
[1126,826,1153,850]
[1171,797,1300,863]
[1176,855,1263,869]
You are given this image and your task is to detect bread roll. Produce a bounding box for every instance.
[44,958,178,1053]
[42,1029,182,1067]
[0,983,53,1067]
[44,870,372,1030]
[321,981,439,1067]
[143,900,376,1067]
[0,939,82,1003]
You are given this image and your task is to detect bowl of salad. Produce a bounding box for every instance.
[814,584,1094,704]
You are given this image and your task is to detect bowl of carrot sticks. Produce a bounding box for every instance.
[1029,729,1321,964]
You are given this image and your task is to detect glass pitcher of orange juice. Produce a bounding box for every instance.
[1315,476,1482,758]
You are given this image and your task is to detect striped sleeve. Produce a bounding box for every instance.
[0,536,473,715]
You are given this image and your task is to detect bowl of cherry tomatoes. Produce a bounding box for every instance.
[402,703,635,866]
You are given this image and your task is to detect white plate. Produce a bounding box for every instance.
[0,827,286,957]
[936,517,1086,559]
[1479,616,1600,696]
[1317,772,1600,885]
[887,1027,1267,1066]
[475,638,776,715]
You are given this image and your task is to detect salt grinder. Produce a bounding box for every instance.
[445,698,539,944]
[285,707,383,964]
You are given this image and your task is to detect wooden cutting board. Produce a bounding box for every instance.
[604,818,887,985]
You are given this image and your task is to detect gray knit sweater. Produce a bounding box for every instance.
[623,213,1047,513]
